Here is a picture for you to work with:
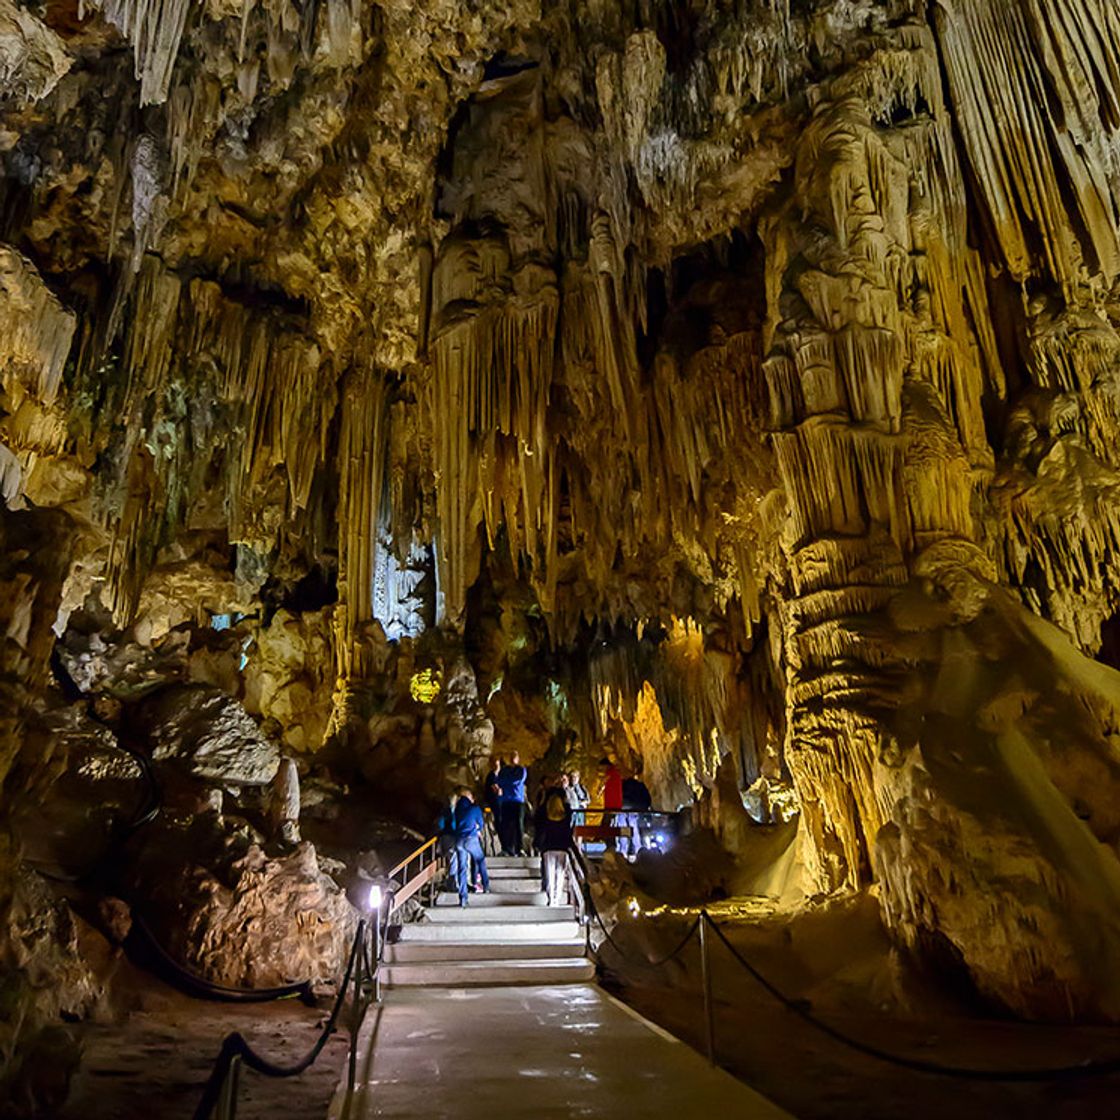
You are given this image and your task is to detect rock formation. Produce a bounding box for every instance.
[6,0,1120,1105]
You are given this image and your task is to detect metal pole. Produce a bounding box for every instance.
[217,1054,241,1120]
[699,911,715,1066]
[374,904,383,1004]
[348,922,365,1095]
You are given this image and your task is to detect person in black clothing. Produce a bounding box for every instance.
[534,782,575,906]
[620,773,652,858]
[483,757,502,854]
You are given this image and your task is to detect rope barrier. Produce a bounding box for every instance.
[568,845,698,968]
[192,917,373,1120]
[702,916,1120,1083]
[571,846,1120,1084]
[130,913,315,1004]
[592,905,700,968]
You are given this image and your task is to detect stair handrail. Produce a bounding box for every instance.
[387,834,438,880]
[384,833,446,921]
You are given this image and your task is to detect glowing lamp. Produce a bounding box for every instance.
[409,668,442,703]
[367,884,383,912]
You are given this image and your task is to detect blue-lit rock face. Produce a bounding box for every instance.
[372,531,431,641]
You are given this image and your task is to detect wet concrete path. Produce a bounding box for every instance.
[331,984,792,1119]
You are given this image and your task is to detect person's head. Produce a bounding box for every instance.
[559,773,570,788]
[509,751,520,766]
[568,769,580,783]
[489,757,502,773]
[457,787,474,803]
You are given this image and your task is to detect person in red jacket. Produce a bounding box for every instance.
[599,758,625,853]
[601,758,623,810]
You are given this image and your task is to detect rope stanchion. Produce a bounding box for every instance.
[192,918,372,1120]
[574,843,1120,1086]
[703,913,1120,1083]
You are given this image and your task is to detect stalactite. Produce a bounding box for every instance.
[165,75,221,196]
[104,262,337,621]
[92,0,194,106]
[934,0,1120,291]
[0,246,78,512]
[0,246,76,409]
[334,364,388,680]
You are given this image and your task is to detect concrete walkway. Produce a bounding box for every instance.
[330,984,792,1119]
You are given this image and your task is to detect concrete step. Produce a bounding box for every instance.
[483,864,539,882]
[488,878,543,892]
[384,939,586,963]
[398,920,582,942]
[484,857,540,872]
[422,905,574,924]
[435,891,548,907]
[382,956,595,988]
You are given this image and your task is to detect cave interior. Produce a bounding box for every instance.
[5,0,1120,1115]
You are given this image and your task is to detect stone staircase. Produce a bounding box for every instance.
[382,855,595,987]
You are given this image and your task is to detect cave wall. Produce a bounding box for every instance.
[3,0,1120,1029]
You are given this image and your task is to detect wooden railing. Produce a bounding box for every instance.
[387,834,444,915]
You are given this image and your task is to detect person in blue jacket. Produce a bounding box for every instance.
[452,788,489,907]
[496,752,529,856]
[435,792,460,890]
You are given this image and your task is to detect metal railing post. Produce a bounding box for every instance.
[699,910,715,1066]
[373,906,384,1004]
[216,1054,241,1120]
[347,921,365,1095]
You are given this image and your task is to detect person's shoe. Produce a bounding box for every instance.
[459,897,469,908]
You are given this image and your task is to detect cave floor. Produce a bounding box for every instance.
[611,975,1120,1120]
[331,983,790,1119]
[58,982,350,1120]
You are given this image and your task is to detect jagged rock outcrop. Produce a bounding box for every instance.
[0,867,104,1114]
[131,683,280,787]
[0,0,70,108]
[243,607,334,753]
[127,821,356,987]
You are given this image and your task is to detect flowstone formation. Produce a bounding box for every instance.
[5,0,1120,1101]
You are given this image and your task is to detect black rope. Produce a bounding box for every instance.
[130,913,314,1004]
[704,914,1120,1083]
[192,919,368,1120]
[568,844,699,969]
[29,681,326,1006]
[593,907,700,968]
[571,840,1120,1086]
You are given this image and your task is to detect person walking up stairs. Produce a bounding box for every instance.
[381,848,593,987]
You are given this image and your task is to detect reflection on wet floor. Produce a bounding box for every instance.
[332,984,791,1119]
